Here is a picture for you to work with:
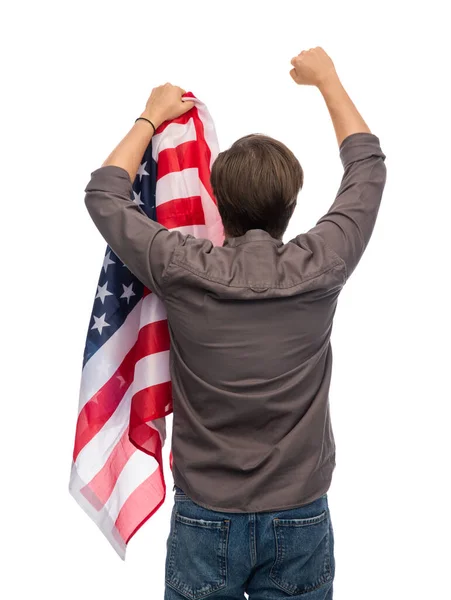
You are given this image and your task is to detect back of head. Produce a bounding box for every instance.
[210,133,304,240]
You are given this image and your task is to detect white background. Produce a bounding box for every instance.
[2,1,450,598]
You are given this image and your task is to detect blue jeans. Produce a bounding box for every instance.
[165,485,335,599]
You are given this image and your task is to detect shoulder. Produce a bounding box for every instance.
[288,232,344,264]
[286,232,347,282]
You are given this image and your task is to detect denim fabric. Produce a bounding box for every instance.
[165,485,335,600]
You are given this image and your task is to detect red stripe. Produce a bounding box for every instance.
[129,379,173,455]
[154,108,193,134]
[130,380,173,428]
[155,108,217,210]
[80,427,136,509]
[115,468,166,544]
[156,140,200,179]
[73,318,171,461]
[156,195,206,229]
[79,376,173,511]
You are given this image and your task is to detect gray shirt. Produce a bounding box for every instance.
[84,131,387,512]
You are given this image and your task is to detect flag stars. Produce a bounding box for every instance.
[103,250,116,273]
[120,282,136,304]
[132,190,145,207]
[91,312,111,335]
[96,281,114,304]
[137,161,150,182]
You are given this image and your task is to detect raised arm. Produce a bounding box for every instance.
[290,47,387,281]
[83,84,195,298]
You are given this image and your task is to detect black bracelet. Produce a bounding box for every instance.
[135,116,156,134]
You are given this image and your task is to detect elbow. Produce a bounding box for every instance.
[84,191,93,214]
[84,191,99,222]
[375,158,388,190]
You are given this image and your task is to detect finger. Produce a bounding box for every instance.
[181,100,195,113]
[289,68,297,80]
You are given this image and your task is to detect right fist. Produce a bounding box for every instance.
[290,47,337,87]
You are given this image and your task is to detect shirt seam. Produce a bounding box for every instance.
[170,255,345,289]
[161,238,180,288]
[157,233,186,294]
[307,233,349,282]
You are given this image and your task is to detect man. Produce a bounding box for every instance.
[84,47,387,600]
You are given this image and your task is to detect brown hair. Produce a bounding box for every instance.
[210,133,304,240]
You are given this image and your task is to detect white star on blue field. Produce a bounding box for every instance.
[83,143,157,368]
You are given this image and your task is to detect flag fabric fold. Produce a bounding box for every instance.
[69,93,224,560]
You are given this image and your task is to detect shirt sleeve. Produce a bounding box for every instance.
[303,132,387,282]
[84,164,186,298]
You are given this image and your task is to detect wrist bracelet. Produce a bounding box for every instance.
[135,116,156,134]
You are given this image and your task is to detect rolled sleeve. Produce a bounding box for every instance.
[339,132,386,168]
[307,132,387,282]
[84,164,185,298]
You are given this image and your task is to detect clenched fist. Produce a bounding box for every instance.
[290,47,337,88]
[141,83,195,130]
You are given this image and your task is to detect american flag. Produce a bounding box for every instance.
[69,93,224,560]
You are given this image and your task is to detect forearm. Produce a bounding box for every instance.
[101,114,158,183]
[318,73,371,147]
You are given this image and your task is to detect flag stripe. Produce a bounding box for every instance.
[151,116,197,160]
[117,469,166,544]
[155,167,205,206]
[78,291,166,411]
[73,321,171,460]
[104,450,158,524]
[156,140,202,178]
[157,195,206,229]
[80,427,137,509]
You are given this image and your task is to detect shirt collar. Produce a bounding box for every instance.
[222,229,284,248]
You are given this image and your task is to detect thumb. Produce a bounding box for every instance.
[181,99,195,113]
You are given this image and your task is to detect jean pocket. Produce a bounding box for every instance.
[165,510,230,600]
[269,509,333,595]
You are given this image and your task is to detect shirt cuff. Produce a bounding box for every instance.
[84,165,133,195]
[339,132,386,168]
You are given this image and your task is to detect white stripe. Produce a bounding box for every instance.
[75,350,170,482]
[199,178,225,246]
[195,100,220,170]
[73,388,132,483]
[133,350,171,394]
[156,168,202,207]
[104,450,158,523]
[151,117,197,161]
[78,293,167,410]
[138,288,167,329]
[69,462,127,560]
